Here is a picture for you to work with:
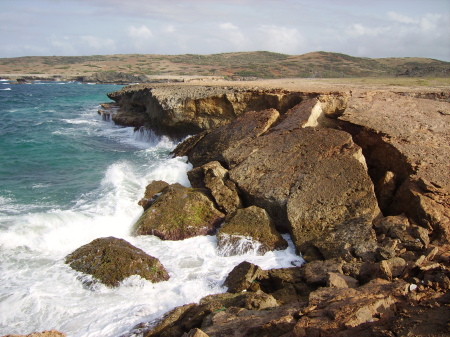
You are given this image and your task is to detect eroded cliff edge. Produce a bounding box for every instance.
[102,82,450,337]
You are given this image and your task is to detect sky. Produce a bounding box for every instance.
[1,0,449,61]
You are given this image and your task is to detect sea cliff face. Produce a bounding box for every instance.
[91,82,450,336]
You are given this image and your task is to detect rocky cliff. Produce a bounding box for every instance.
[99,82,450,336]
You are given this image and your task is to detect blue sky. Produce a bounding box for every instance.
[1,0,449,60]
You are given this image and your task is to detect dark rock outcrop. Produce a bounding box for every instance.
[131,183,224,240]
[217,206,288,256]
[65,237,169,287]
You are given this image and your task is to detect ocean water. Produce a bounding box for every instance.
[0,81,302,337]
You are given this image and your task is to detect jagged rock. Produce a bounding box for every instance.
[223,261,267,293]
[217,206,288,256]
[187,161,242,214]
[2,331,66,337]
[390,178,450,244]
[65,237,169,287]
[381,257,407,279]
[200,291,279,310]
[294,278,409,336]
[201,305,299,337]
[301,259,344,285]
[374,214,430,251]
[174,108,280,167]
[132,183,224,240]
[138,180,169,210]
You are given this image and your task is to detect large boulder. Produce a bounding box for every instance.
[65,237,169,287]
[224,116,379,257]
[173,108,280,167]
[132,183,225,240]
[217,206,288,256]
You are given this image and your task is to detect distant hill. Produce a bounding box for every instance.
[1,51,449,78]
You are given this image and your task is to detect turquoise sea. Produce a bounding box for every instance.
[0,81,300,336]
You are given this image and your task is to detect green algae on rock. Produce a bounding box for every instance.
[65,237,169,287]
[217,206,288,256]
[132,183,225,240]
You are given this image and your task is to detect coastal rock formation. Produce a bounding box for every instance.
[107,85,309,138]
[104,82,450,337]
[65,237,169,287]
[217,206,288,256]
[131,183,224,240]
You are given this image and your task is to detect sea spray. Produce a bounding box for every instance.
[0,82,302,337]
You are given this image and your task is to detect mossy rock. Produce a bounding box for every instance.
[65,236,169,287]
[217,206,288,256]
[132,183,225,240]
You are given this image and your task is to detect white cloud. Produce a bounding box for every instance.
[258,25,303,54]
[388,11,418,24]
[80,35,116,51]
[127,25,153,39]
[164,24,177,33]
[220,22,239,30]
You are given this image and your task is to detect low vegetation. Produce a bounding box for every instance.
[0,51,448,79]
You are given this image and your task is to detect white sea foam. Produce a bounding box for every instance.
[0,93,303,336]
[0,87,11,90]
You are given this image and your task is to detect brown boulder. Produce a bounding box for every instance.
[174,108,280,167]
[217,206,288,256]
[65,237,169,287]
[132,183,224,240]
[187,161,242,214]
[223,261,267,293]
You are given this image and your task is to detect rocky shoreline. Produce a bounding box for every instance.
[4,80,449,337]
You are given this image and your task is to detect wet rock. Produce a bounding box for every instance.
[223,261,267,293]
[65,237,169,287]
[138,180,169,210]
[200,291,278,310]
[217,206,288,256]
[132,183,224,240]
[187,161,242,214]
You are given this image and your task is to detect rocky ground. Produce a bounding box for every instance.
[5,78,450,337]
